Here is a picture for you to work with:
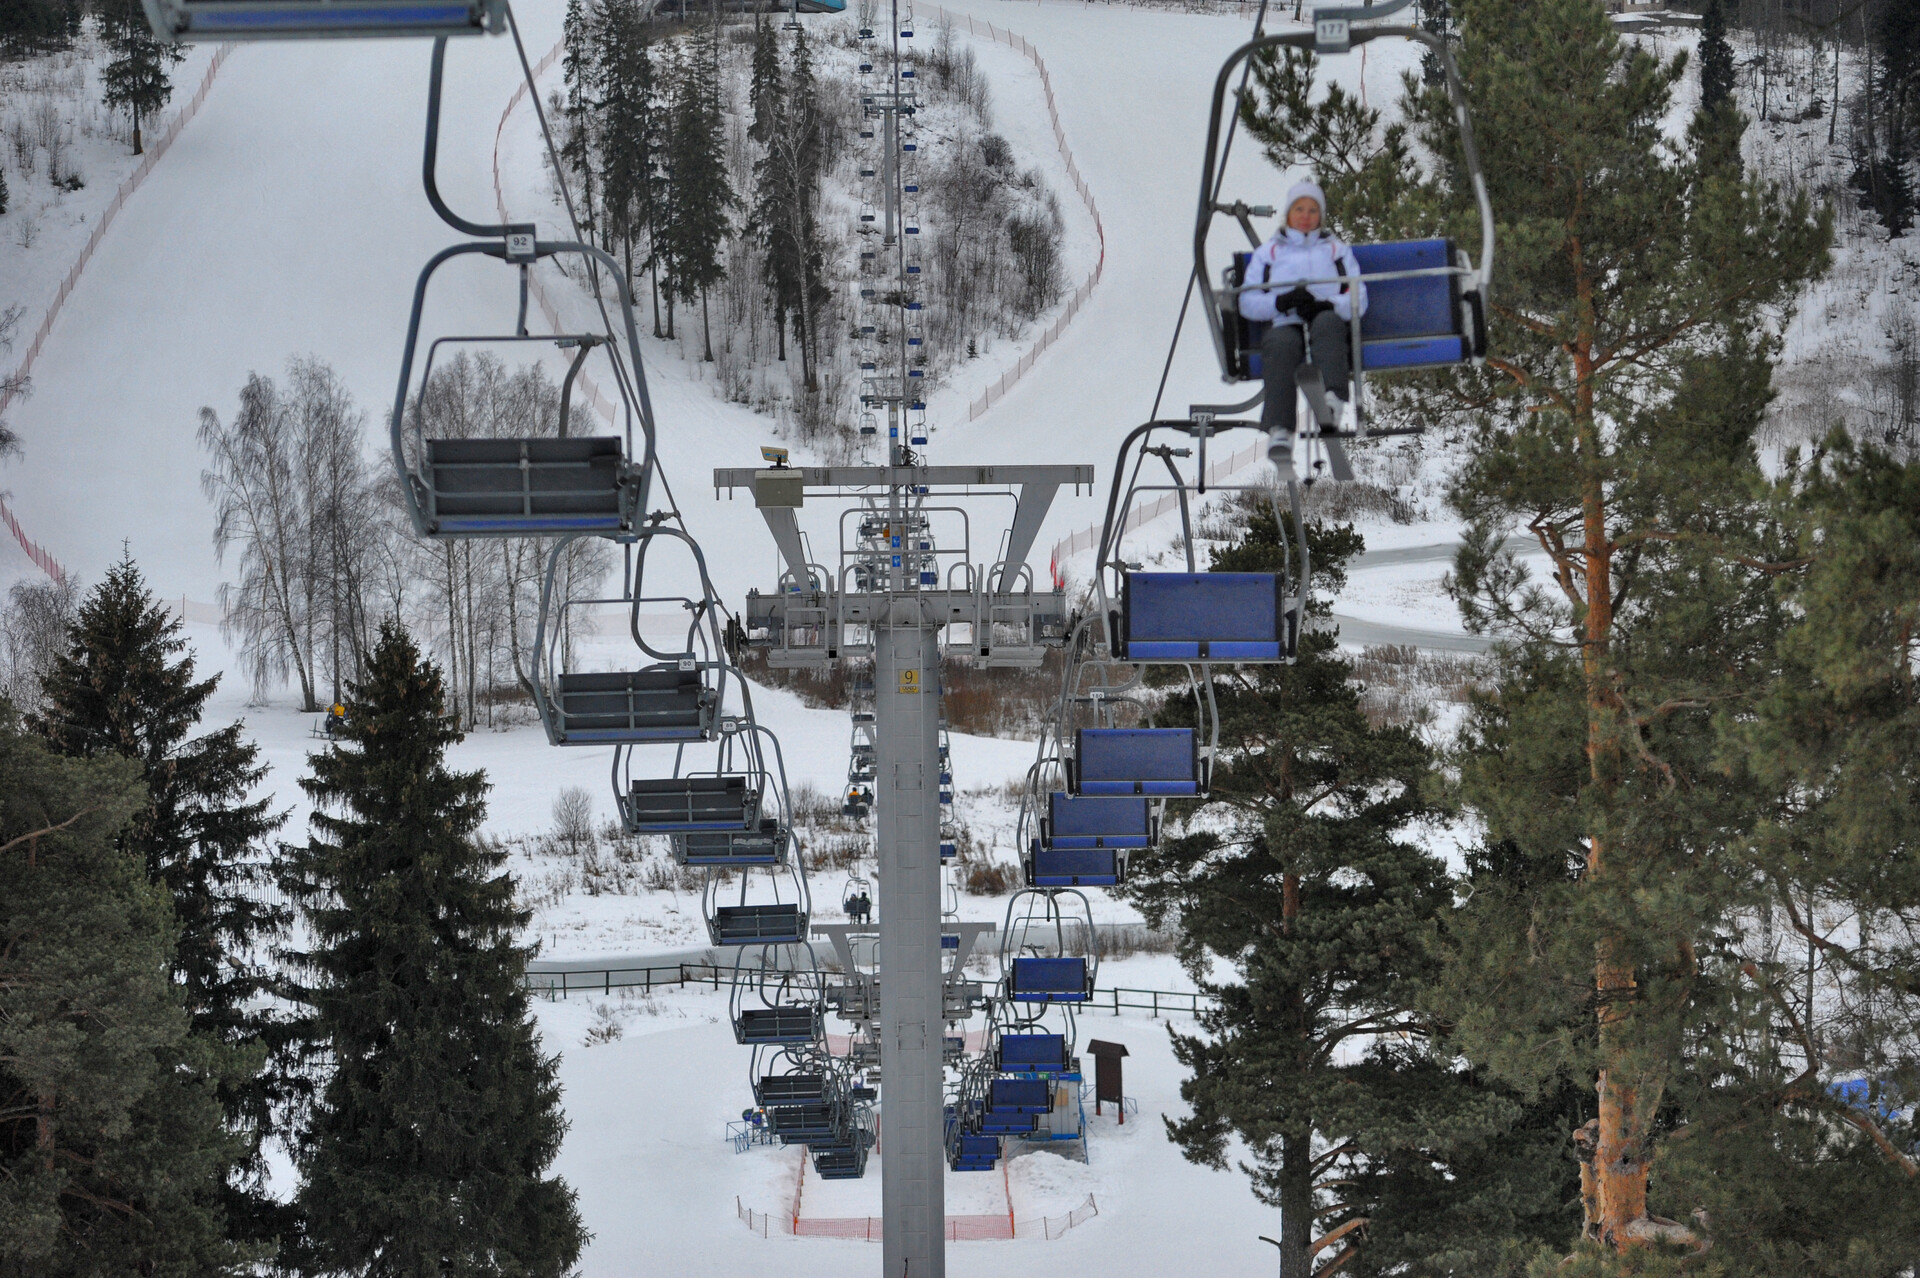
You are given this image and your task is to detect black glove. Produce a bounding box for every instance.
[1274,286,1317,314]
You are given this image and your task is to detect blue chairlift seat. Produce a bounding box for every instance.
[989,1077,1053,1114]
[554,669,715,744]
[1070,729,1201,797]
[709,904,806,947]
[144,0,504,41]
[1118,572,1291,662]
[674,820,789,867]
[941,839,957,861]
[623,776,758,834]
[950,1133,1000,1171]
[1029,844,1122,888]
[1226,239,1480,381]
[997,1033,1070,1075]
[1043,793,1157,849]
[735,1005,821,1045]
[978,1110,1038,1134]
[1008,957,1093,1003]
[419,437,634,536]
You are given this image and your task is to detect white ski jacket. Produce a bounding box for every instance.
[1238,227,1368,327]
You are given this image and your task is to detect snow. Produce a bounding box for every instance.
[533,957,1287,1278]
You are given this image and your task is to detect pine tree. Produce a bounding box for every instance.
[1851,0,1918,236]
[282,623,582,1277]
[0,702,255,1276]
[99,0,184,155]
[28,555,291,1250]
[1245,0,1836,1258]
[747,14,782,146]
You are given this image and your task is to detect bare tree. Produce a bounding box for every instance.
[0,303,30,459]
[200,357,399,711]
[0,574,78,709]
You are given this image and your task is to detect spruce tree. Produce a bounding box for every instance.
[751,25,830,387]
[29,556,291,1250]
[0,702,254,1276]
[560,0,600,247]
[99,0,184,155]
[282,623,581,1278]
[658,26,735,361]
[1697,0,1734,115]
[596,0,660,306]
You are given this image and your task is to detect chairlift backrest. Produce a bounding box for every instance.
[1044,792,1156,846]
[1028,845,1123,888]
[1071,728,1200,797]
[1118,572,1291,662]
[555,668,715,744]
[1008,956,1092,1002]
[143,0,504,41]
[625,775,759,832]
[421,436,633,537]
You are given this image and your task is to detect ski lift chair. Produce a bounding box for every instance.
[710,902,808,947]
[548,667,717,745]
[1193,11,1496,431]
[734,967,824,1045]
[676,820,788,867]
[1224,239,1487,396]
[393,288,653,541]
[950,1132,1001,1171]
[736,1003,821,1044]
[1007,956,1094,1003]
[1028,843,1125,889]
[1042,792,1158,848]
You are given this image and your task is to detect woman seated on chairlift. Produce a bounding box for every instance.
[1238,179,1368,477]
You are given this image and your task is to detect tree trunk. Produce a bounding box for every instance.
[131,111,143,156]
[775,303,787,362]
[1278,1125,1315,1278]
[701,287,714,362]
[1571,331,1664,1247]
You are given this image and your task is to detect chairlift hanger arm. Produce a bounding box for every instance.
[425,37,534,241]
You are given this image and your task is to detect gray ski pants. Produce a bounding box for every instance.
[1259,310,1350,432]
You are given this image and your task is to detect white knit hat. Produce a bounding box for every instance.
[1285,179,1327,220]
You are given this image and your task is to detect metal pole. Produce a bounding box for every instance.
[875,605,944,1278]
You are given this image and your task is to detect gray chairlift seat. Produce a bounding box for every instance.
[622,775,759,834]
[554,668,716,744]
[709,904,807,947]
[754,1073,829,1106]
[421,436,636,537]
[735,1005,821,1045]
[674,820,789,867]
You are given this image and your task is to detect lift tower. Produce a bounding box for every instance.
[720,462,1088,1277]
